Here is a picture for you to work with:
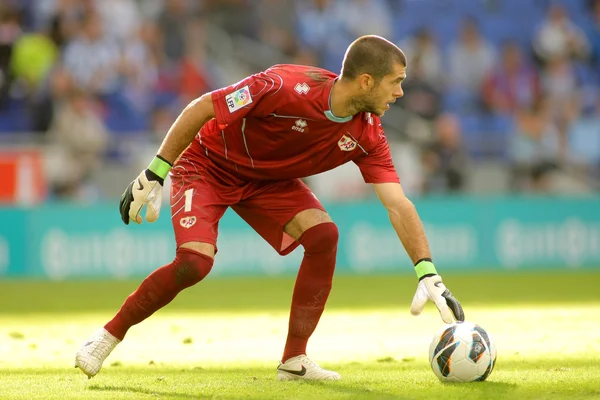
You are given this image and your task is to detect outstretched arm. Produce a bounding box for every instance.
[372,182,431,265]
[372,182,464,323]
[157,93,215,164]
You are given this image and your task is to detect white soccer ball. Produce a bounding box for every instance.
[428,321,497,383]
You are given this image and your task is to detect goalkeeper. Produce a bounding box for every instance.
[75,35,464,381]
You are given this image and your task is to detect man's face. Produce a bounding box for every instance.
[360,64,406,116]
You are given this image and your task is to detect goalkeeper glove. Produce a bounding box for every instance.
[410,259,465,324]
[119,156,172,225]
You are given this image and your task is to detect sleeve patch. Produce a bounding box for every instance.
[225,85,253,113]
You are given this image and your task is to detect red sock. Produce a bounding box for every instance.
[104,248,213,340]
[282,222,338,362]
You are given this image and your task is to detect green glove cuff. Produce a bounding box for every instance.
[148,156,172,180]
[414,260,437,279]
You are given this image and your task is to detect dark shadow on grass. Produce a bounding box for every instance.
[301,379,518,399]
[89,380,413,400]
[298,380,414,400]
[440,380,518,392]
[88,384,213,400]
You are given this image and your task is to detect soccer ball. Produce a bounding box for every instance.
[429,321,497,383]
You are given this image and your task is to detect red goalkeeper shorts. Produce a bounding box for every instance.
[169,156,324,255]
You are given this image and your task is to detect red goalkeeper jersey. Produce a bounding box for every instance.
[186,64,399,184]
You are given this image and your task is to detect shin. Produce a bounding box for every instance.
[104,247,213,340]
[282,222,339,362]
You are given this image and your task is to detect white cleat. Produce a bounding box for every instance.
[277,355,341,381]
[74,328,121,378]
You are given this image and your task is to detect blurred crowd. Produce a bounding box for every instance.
[0,0,599,201]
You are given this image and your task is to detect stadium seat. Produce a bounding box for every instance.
[0,98,32,133]
[101,92,148,134]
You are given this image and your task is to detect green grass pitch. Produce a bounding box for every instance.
[1,270,599,399]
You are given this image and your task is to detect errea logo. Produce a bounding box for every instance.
[294,82,310,94]
[292,119,307,132]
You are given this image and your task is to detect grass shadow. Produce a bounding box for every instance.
[441,380,518,391]
[88,384,214,399]
[300,379,518,400]
[299,380,416,400]
[89,380,414,400]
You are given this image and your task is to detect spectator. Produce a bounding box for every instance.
[533,3,590,63]
[45,87,109,201]
[447,17,496,108]
[62,11,122,95]
[256,0,297,57]
[395,52,442,121]
[389,139,426,197]
[422,113,469,193]
[2,0,599,200]
[398,28,443,87]
[567,97,600,183]
[62,11,146,132]
[482,41,541,116]
[33,0,93,49]
[337,0,392,39]
[540,55,580,131]
[121,19,160,117]
[177,18,217,105]
[96,0,140,43]
[508,98,564,192]
[295,0,348,71]
[397,29,444,120]
[156,0,193,64]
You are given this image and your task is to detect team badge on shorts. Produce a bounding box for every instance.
[180,216,197,228]
[338,135,357,151]
[225,85,253,113]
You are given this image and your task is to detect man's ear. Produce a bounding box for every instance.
[358,73,375,91]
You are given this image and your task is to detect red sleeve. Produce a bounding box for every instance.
[353,133,400,184]
[211,69,284,126]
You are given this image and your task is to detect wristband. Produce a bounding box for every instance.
[414,259,437,279]
[148,155,172,180]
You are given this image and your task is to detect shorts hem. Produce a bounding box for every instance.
[277,204,327,256]
[175,237,219,253]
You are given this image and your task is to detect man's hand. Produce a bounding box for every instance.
[410,260,465,323]
[119,156,172,225]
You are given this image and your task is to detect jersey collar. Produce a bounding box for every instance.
[324,78,352,123]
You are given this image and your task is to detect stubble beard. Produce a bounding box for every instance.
[347,93,381,116]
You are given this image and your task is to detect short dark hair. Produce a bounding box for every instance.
[340,35,407,81]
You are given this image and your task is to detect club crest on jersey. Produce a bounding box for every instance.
[338,135,357,151]
[292,119,307,132]
[180,216,197,229]
[225,85,253,113]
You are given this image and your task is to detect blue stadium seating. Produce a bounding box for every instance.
[390,0,596,159]
[2,0,597,164]
[0,98,32,133]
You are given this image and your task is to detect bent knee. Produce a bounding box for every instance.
[299,222,339,255]
[173,247,214,287]
[179,241,215,258]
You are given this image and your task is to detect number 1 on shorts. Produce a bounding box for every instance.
[184,189,193,212]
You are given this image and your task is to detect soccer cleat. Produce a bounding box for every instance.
[74,328,121,378]
[277,355,341,381]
